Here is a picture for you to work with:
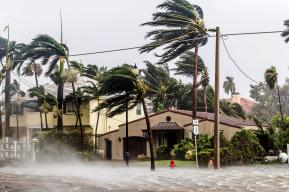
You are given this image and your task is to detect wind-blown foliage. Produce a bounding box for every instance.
[223,76,236,97]
[173,51,205,77]
[140,0,208,63]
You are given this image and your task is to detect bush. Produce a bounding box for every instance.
[171,138,194,160]
[230,129,265,164]
[156,145,170,160]
[33,130,94,161]
[197,134,211,152]
[198,149,214,167]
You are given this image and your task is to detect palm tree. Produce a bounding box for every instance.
[94,64,155,170]
[26,86,57,130]
[264,66,285,150]
[200,67,209,112]
[223,76,236,97]
[220,99,246,119]
[21,63,44,130]
[9,80,25,140]
[23,35,84,149]
[0,35,25,137]
[140,0,208,120]
[143,61,178,112]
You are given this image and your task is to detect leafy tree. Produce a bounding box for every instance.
[230,129,264,164]
[94,64,156,170]
[220,99,246,119]
[200,67,209,112]
[223,76,236,97]
[140,0,208,120]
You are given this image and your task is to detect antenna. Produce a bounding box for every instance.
[60,10,63,43]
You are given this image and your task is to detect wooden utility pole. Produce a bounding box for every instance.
[214,27,220,169]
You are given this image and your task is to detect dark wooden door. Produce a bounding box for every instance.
[105,140,112,160]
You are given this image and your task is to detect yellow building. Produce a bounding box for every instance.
[98,109,258,160]
[2,96,145,141]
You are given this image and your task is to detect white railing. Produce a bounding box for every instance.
[0,137,32,160]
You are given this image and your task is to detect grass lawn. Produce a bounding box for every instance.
[130,160,196,168]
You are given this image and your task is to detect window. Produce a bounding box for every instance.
[11,104,18,116]
[136,103,142,115]
[66,102,77,114]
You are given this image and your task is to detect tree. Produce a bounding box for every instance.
[0,35,25,137]
[26,86,57,130]
[220,99,246,119]
[22,35,84,150]
[21,63,44,130]
[94,64,156,170]
[223,76,236,97]
[140,0,208,120]
[264,66,285,150]
[9,80,25,140]
[200,67,209,112]
[143,61,178,112]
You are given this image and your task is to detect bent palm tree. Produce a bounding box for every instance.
[23,35,84,150]
[264,66,285,150]
[0,36,25,137]
[223,76,236,97]
[94,64,156,170]
[143,61,178,112]
[140,0,208,120]
[22,63,44,130]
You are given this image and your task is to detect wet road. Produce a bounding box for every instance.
[0,162,289,191]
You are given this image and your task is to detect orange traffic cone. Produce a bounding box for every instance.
[170,160,176,169]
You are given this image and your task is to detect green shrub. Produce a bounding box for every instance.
[230,129,265,164]
[171,138,194,160]
[197,134,211,152]
[198,149,213,167]
[156,145,170,160]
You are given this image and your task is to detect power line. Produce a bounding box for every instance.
[220,35,260,85]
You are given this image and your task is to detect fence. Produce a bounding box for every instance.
[0,137,32,160]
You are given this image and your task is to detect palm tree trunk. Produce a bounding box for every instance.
[203,85,207,112]
[45,112,48,130]
[57,83,64,132]
[276,86,285,150]
[5,69,11,137]
[94,108,100,154]
[192,45,199,119]
[34,74,43,131]
[0,106,2,139]
[141,98,155,171]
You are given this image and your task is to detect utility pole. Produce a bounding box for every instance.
[214,27,220,169]
[125,104,129,166]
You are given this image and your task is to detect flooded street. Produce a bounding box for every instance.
[0,162,289,191]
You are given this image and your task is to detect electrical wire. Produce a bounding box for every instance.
[220,35,260,85]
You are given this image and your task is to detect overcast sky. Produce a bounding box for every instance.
[1,0,289,99]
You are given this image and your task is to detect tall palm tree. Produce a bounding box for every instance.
[94,64,155,170]
[200,67,209,112]
[9,80,25,140]
[22,35,83,147]
[21,63,44,130]
[0,35,25,137]
[223,76,236,97]
[143,61,178,112]
[140,0,208,120]
[264,66,285,150]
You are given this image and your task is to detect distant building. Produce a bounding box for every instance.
[227,93,256,114]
